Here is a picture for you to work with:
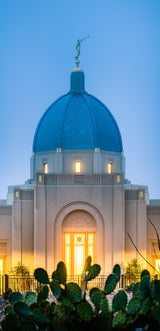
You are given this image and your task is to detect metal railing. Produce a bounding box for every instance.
[0,274,157,295]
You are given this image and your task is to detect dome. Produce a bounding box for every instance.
[33,67,123,153]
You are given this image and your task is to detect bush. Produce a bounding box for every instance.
[125,258,142,283]
[2,258,160,330]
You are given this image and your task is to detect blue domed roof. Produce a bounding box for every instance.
[33,68,123,153]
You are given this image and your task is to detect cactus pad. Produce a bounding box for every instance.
[101,298,109,316]
[9,292,24,304]
[152,304,160,321]
[33,309,50,325]
[113,264,121,282]
[85,264,101,281]
[89,287,101,298]
[34,268,50,284]
[140,275,150,299]
[25,292,37,306]
[127,297,141,315]
[84,255,92,271]
[61,297,75,311]
[104,273,117,294]
[112,310,127,328]
[14,301,32,317]
[1,312,21,330]
[37,285,49,304]
[66,282,81,302]
[141,269,150,280]
[77,301,93,322]
[50,280,61,299]
[56,261,67,285]
[133,282,140,296]
[151,279,160,300]
[140,297,151,315]
[4,305,14,315]
[90,290,102,310]
[112,290,127,312]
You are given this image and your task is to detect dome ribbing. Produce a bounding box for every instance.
[33,68,123,153]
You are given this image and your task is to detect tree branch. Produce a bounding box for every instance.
[147,216,160,250]
[127,232,159,274]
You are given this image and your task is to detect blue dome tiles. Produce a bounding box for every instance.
[33,92,123,153]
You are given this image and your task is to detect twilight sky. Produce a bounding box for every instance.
[0,0,160,199]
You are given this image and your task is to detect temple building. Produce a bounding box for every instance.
[0,47,160,277]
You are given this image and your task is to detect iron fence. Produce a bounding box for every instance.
[0,274,157,295]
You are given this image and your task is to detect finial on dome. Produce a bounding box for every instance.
[75,36,89,66]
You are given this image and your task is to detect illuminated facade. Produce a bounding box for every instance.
[0,61,160,276]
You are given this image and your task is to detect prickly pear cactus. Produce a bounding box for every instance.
[50,279,61,299]
[133,282,140,295]
[1,312,21,330]
[66,282,81,302]
[140,275,150,299]
[9,291,24,304]
[127,297,141,315]
[152,304,160,321]
[61,297,75,311]
[151,279,160,300]
[90,290,102,310]
[83,255,92,272]
[101,297,109,317]
[141,269,150,280]
[89,287,101,298]
[112,290,127,312]
[77,301,93,322]
[33,308,50,325]
[104,273,117,295]
[56,261,67,285]
[113,264,121,282]
[85,264,101,281]
[37,285,49,304]
[34,267,50,284]
[140,297,152,315]
[112,310,127,328]
[14,301,32,317]
[25,291,37,306]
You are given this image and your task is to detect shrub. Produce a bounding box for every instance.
[125,258,142,283]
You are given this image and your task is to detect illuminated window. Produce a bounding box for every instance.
[117,174,120,183]
[64,232,94,275]
[75,161,81,173]
[94,148,100,153]
[15,190,19,198]
[108,162,113,174]
[140,190,143,198]
[38,174,42,183]
[43,163,48,174]
[56,148,62,153]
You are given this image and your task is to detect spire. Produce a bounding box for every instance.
[70,37,89,93]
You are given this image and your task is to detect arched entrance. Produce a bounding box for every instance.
[62,210,96,275]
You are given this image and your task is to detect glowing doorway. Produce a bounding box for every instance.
[64,233,94,275]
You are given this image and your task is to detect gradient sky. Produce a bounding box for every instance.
[0,0,160,199]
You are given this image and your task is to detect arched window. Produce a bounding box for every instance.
[43,163,48,174]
